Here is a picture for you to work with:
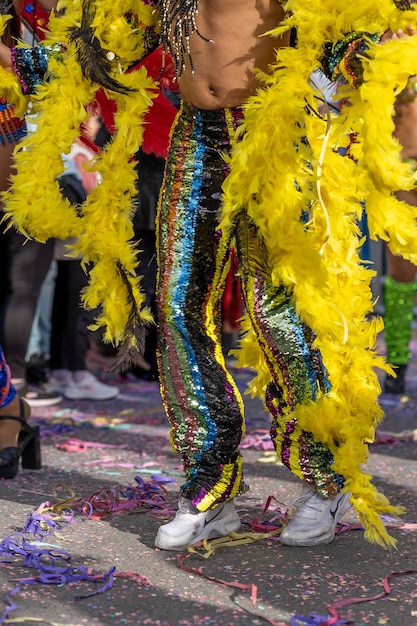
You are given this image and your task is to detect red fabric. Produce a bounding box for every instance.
[222,250,243,330]
[94,47,178,158]
[133,47,178,158]
[78,133,100,154]
[94,89,118,135]
[21,1,51,41]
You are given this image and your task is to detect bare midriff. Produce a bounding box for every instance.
[175,0,288,110]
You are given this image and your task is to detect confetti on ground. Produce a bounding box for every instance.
[0,361,416,625]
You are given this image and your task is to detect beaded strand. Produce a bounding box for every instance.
[0,2,13,15]
[160,0,213,76]
[0,99,26,145]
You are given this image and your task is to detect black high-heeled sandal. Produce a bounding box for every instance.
[0,398,41,479]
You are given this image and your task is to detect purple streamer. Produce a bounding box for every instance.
[291,614,352,625]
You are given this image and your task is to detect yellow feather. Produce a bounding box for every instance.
[223,0,417,548]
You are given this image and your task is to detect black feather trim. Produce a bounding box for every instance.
[394,0,414,9]
[233,210,270,281]
[68,0,134,94]
[0,2,12,15]
[105,261,153,374]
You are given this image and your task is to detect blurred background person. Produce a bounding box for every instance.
[383,80,417,394]
[0,0,61,407]
[45,114,119,400]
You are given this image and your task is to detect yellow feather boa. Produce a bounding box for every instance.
[0,0,159,353]
[222,0,417,548]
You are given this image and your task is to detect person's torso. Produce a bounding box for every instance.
[163,0,288,109]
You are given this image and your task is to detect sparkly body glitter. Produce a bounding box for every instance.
[157,103,342,511]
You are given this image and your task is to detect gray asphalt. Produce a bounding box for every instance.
[0,357,416,626]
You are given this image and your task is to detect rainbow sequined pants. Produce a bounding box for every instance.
[157,103,343,511]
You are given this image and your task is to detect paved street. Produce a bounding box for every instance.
[0,350,416,626]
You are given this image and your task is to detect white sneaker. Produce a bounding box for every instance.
[155,497,241,551]
[280,485,352,547]
[46,369,72,395]
[23,384,63,407]
[64,371,119,401]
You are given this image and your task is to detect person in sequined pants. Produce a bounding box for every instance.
[0,0,58,406]
[157,103,343,511]
[1,0,415,550]
[153,3,417,550]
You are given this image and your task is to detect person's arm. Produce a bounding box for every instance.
[37,0,58,9]
[74,152,99,194]
[0,0,60,90]
[321,26,417,89]
[0,1,161,96]
[320,31,381,88]
[13,0,24,14]
[0,42,12,73]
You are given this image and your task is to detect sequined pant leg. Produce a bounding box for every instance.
[0,344,16,409]
[234,212,343,498]
[156,104,247,511]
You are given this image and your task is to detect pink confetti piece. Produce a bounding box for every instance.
[240,429,274,450]
[324,569,417,625]
[245,494,289,534]
[55,438,128,452]
[177,553,258,605]
[114,571,151,588]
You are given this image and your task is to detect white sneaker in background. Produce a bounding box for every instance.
[64,370,119,401]
[23,384,63,407]
[280,484,352,547]
[46,369,72,395]
[155,497,241,551]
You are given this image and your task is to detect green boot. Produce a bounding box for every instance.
[383,276,417,393]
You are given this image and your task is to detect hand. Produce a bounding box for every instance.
[0,42,12,72]
[392,25,417,39]
[381,25,417,42]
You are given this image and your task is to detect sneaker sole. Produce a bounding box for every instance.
[64,390,119,400]
[280,493,352,547]
[155,512,241,551]
[45,386,68,396]
[25,395,63,407]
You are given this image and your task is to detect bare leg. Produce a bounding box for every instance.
[0,395,23,448]
[0,345,30,450]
